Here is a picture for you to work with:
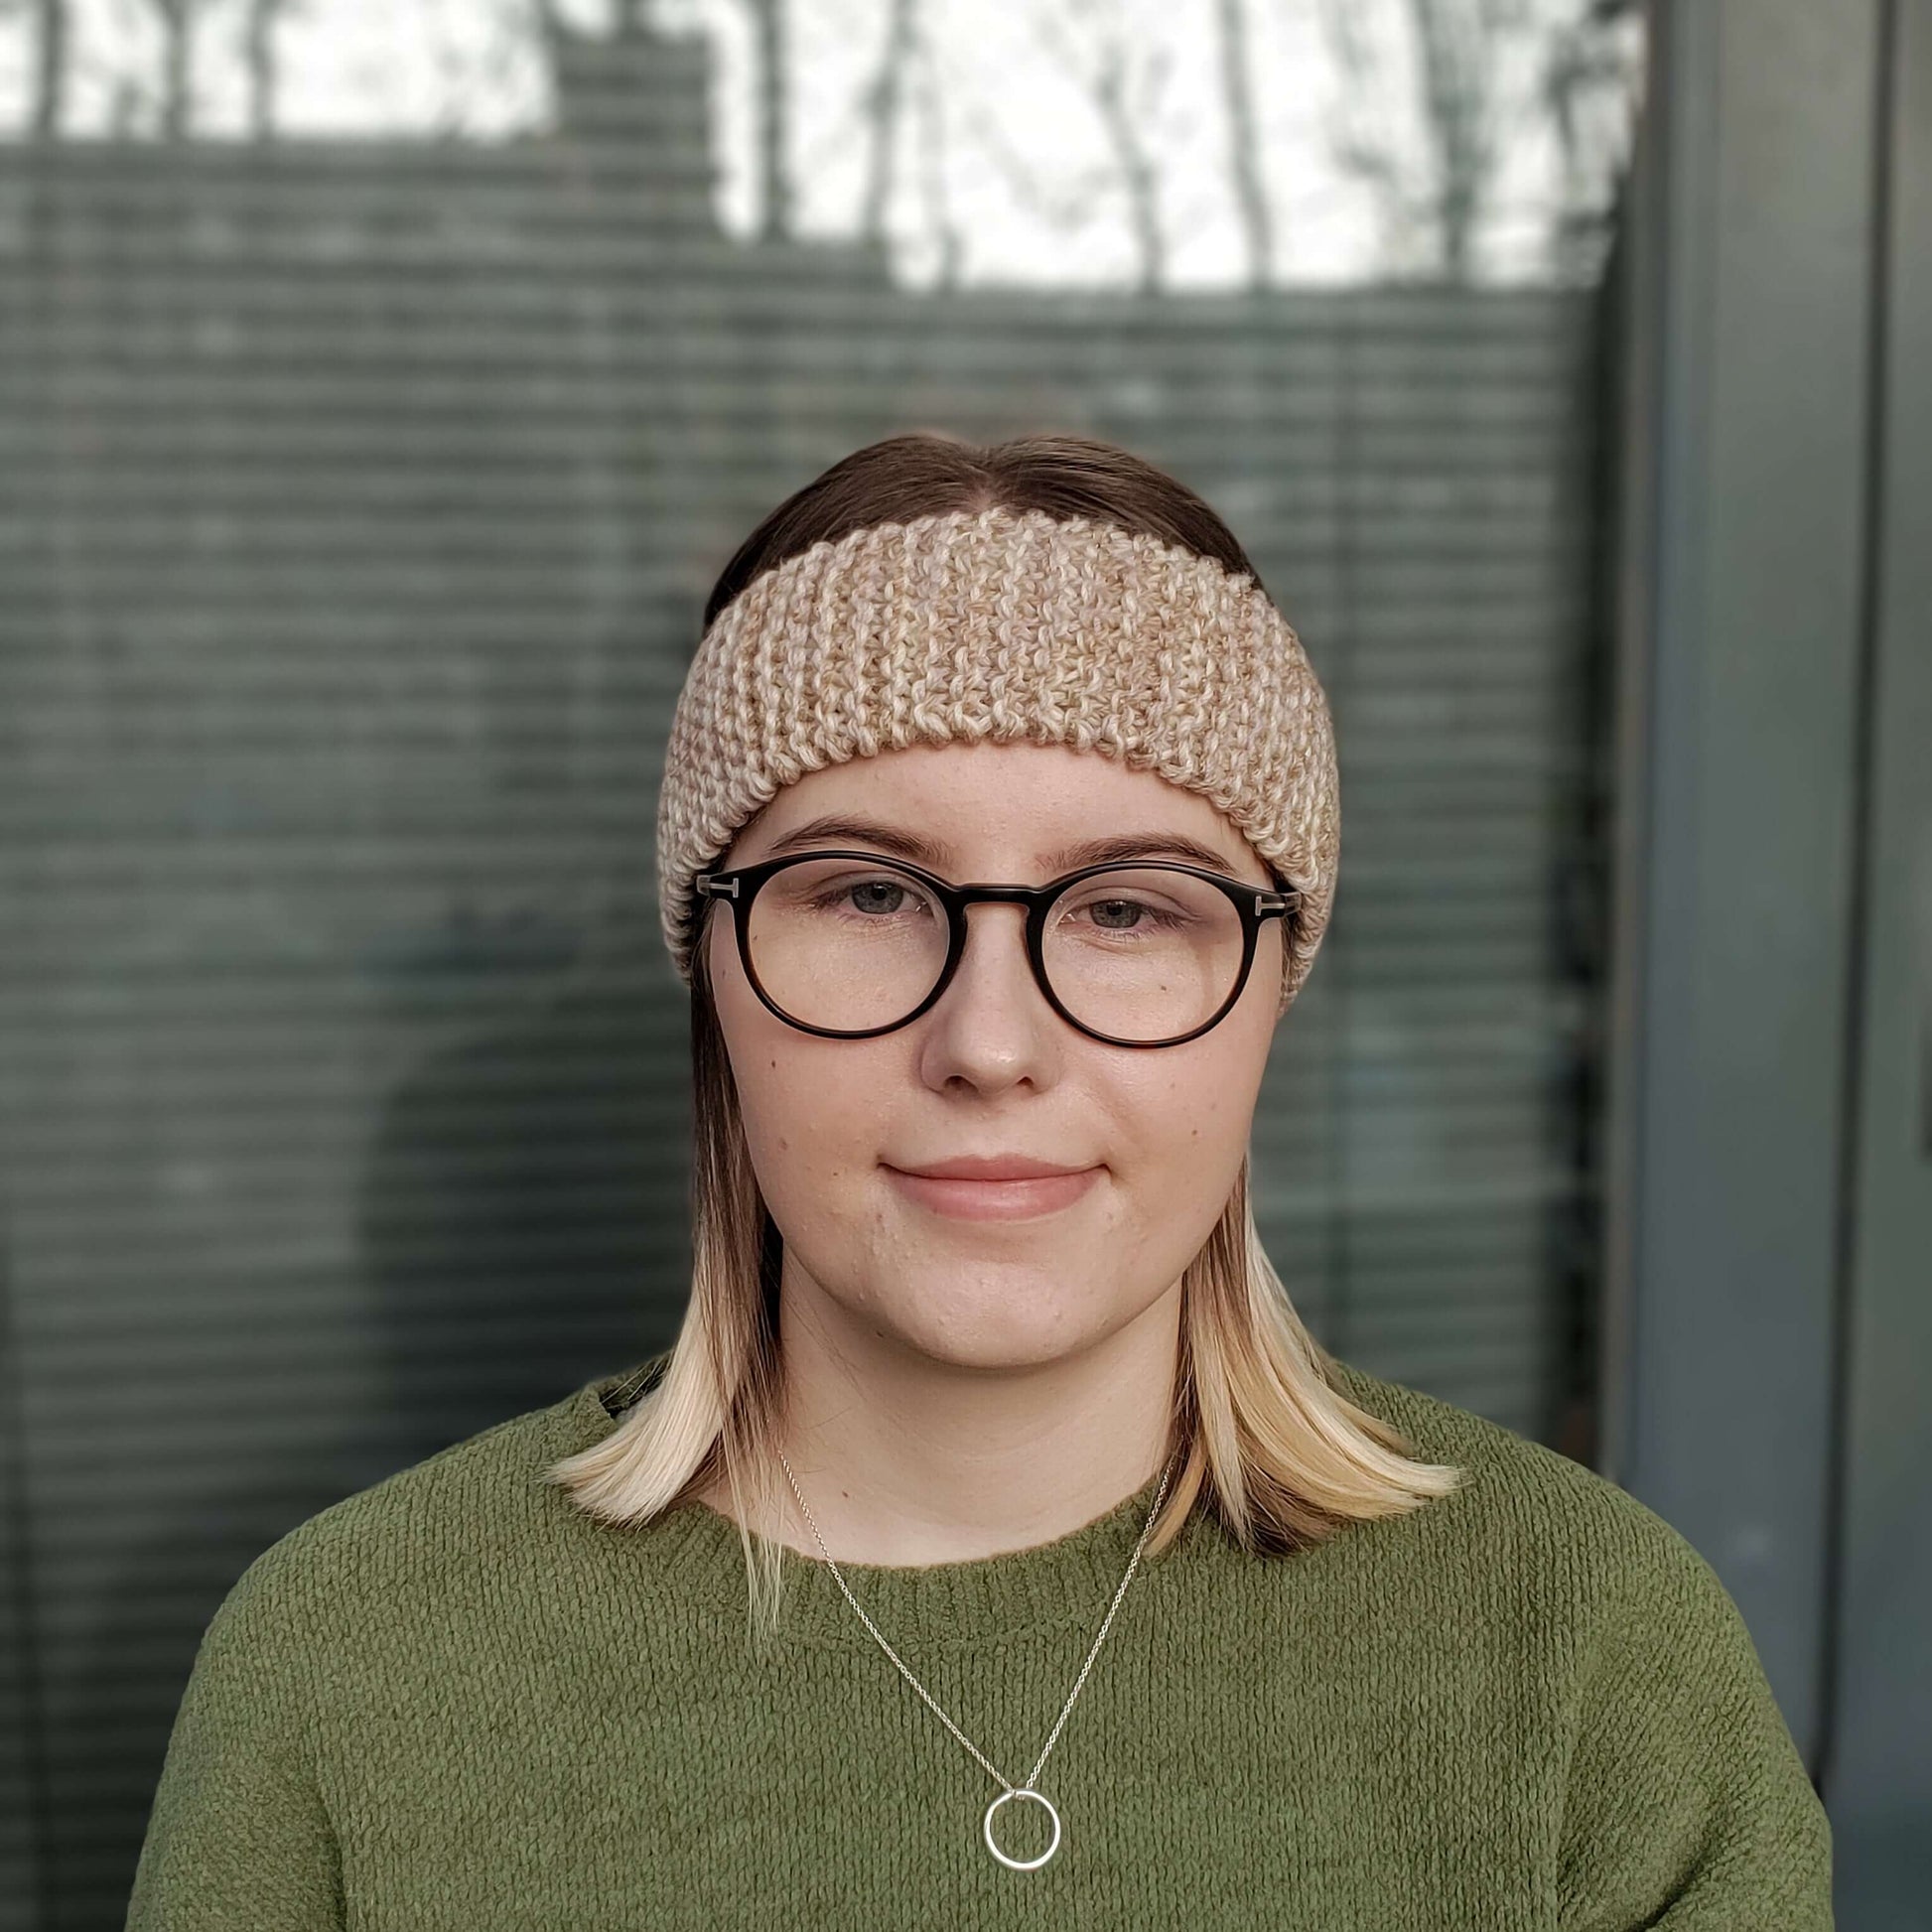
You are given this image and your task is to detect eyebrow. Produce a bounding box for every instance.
[756,812,1254,880]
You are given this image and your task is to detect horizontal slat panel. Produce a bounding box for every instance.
[1,7,1627,1919]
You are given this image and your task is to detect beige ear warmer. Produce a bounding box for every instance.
[655,504,1339,1016]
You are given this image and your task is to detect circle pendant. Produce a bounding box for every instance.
[983,1786,1062,1869]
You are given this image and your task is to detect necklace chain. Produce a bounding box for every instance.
[774,1447,1180,1869]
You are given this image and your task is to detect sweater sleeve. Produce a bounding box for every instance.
[1555,1515,1834,1930]
[126,1540,345,1930]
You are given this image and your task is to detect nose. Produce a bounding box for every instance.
[945,898,1047,1008]
[915,901,1060,1087]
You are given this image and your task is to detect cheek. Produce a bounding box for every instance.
[729,1037,894,1203]
[1114,1035,1268,1180]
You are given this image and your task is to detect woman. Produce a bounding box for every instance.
[128,433,1833,1928]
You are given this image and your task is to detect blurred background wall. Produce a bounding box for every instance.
[0,0,1923,1925]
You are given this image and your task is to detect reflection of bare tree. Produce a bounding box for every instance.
[859,0,916,251]
[911,14,961,287]
[147,0,198,139]
[1035,0,1173,293]
[3,0,1640,280]
[1216,0,1274,288]
[31,0,69,136]
[853,0,961,283]
[1321,0,1531,280]
[1412,0,1531,277]
[746,0,792,240]
[243,0,297,140]
[1540,0,1641,281]
[797,0,1633,289]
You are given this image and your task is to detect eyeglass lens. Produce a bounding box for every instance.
[742,857,1250,1040]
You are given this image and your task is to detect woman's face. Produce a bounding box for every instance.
[703,739,1287,1372]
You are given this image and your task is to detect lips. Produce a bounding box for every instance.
[890,1155,1094,1181]
[883,1160,1102,1222]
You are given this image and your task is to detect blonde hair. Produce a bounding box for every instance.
[545,914,1466,1649]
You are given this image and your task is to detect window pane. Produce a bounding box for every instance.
[0,1,1644,1920]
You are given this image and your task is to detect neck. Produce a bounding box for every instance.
[702,1272,1182,1568]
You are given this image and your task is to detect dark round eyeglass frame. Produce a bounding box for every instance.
[694,849,1299,1049]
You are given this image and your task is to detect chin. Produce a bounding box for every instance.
[882,1286,1105,1371]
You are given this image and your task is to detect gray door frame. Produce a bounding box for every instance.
[1821,3,1932,1919]
[1604,0,1930,1912]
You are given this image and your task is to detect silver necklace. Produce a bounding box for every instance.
[775,1448,1180,1871]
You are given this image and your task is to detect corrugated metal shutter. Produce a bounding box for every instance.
[1,19,1620,1925]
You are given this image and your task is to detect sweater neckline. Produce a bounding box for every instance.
[560,1365,1227,1650]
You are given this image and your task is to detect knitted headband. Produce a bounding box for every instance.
[656,504,1339,1016]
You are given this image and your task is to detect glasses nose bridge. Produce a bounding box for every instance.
[950,881,1053,951]
[953,881,1046,912]
[944,883,1047,987]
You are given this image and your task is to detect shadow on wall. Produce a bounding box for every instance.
[62,959,693,1927]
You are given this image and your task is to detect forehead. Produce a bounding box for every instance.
[734,741,1270,883]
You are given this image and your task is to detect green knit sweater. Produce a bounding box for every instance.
[126,1354,1834,1929]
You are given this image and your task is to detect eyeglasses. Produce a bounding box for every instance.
[695,849,1297,1048]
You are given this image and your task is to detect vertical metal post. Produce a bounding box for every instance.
[1821,1,1932,1912]
[1602,0,1885,1768]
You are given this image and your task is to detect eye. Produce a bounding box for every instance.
[825,880,902,915]
[1086,896,1167,931]
[802,874,939,920]
[1048,870,1229,948]
[1058,893,1189,935]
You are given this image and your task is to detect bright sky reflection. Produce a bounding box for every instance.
[0,0,1642,290]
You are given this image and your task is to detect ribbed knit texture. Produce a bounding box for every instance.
[127,1356,1833,1929]
[654,506,1341,1014]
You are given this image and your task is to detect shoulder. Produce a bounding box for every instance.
[1318,1354,1756,1665]
[1317,1364,1838,1921]
[205,1373,621,1655]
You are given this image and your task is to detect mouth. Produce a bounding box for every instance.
[881,1162,1103,1223]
